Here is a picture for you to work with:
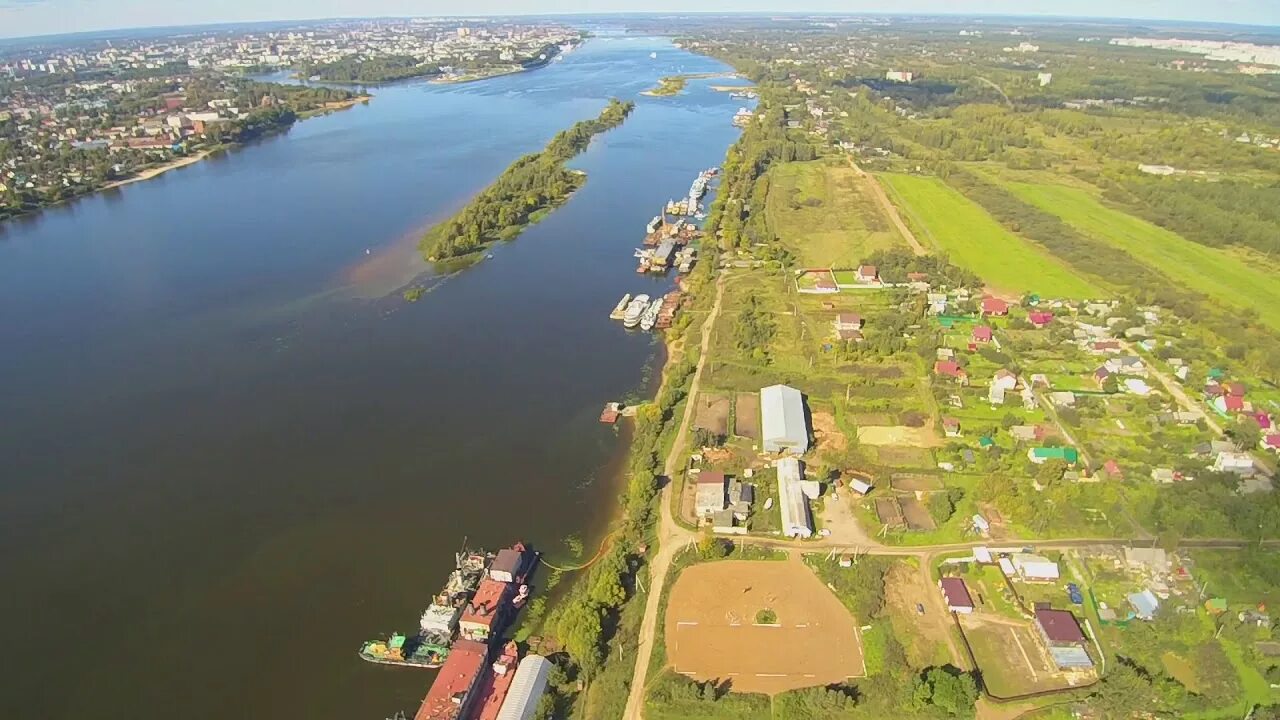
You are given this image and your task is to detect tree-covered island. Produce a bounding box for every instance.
[420,98,635,262]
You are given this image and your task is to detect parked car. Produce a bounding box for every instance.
[1067,582,1084,605]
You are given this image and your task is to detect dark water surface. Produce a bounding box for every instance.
[0,37,747,719]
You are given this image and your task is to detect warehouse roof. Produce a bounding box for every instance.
[761,384,809,453]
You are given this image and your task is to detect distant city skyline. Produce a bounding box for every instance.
[1,0,1279,40]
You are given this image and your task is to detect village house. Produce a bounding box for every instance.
[1028,446,1079,465]
[1028,311,1054,328]
[1129,589,1160,621]
[1264,434,1280,453]
[981,296,1009,316]
[942,417,961,437]
[1034,609,1093,669]
[1214,393,1247,414]
[1090,340,1122,354]
[971,325,993,343]
[1011,553,1060,581]
[833,313,864,341]
[939,577,975,613]
[1212,451,1256,477]
[856,264,879,283]
[1049,391,1077,407]
[1010,424,1046,443]
[1105,356,1146,376]
[1102,459,1124,480]
[934,360,968,384]
[695,472,727,517]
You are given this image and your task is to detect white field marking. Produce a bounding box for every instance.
[753,623,783,628]
[677,670,696,676]
[794,623,809,628]
[803,674,816,678]
[755,673,787,677]
[1009,626,1038,680]
[676,621,698,626]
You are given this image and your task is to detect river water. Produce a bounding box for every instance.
[0,36,747,719]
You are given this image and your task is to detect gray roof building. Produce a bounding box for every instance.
[761,384,809,454]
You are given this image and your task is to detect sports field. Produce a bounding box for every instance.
[1003,181,1280,331]
[664,559,864,694]
[877,173,1101,299]
[766,161,903,267]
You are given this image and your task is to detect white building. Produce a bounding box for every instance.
[776,457,814,538]
[1213,451,1255,476]
[694,472,727,517]
[496,654,551,720]
[885,70,914,82]
[1011,553,1060,581]
[761,384,809,454]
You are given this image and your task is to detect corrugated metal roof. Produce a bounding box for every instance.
[761,384,808,453]
[1049,646,1093,668]
[496,655,551,720]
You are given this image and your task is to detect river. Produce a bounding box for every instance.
[0,35,748,719]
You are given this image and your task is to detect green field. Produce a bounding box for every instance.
[766,161,904,267]
[1003,181,1280,331]
[877,173,1102,299]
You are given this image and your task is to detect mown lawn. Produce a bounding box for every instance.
[766,160,903,268]
[876,173,1102,300]
[1003,181,1280,331]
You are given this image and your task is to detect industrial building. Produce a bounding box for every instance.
[496,654,551,720]
[761,384,809,454]
[775,457,814,538]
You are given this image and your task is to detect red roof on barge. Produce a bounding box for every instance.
[414,639,490,720]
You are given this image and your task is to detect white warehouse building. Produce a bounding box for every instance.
[761,384,809,454]
[776,457,815,538]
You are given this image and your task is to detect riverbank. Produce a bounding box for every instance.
[420,98,635,263]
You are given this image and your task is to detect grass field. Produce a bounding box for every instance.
[876,173,1102,300]
[1002,181,1280,331]
[766,161,903,267]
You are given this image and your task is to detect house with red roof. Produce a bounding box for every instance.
[1028,311,1054,328]
[1263,435,1280,452]
[972,325,993,343]
[939,577,974,613]
[1226,382,1246,397]
[981,297,1009,316]
[1103,459,1123,480]
[857,265,879,283]
[1253,413,1272,431]
[1215,394,1245,414]
[934,360,966,382]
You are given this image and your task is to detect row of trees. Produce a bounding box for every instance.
[421,98,634,260]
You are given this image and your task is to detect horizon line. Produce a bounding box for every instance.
[2,10,1278,45]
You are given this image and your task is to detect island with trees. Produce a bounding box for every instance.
[419,98,635,263]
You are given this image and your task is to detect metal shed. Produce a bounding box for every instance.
[496,654,551,720]
[761,384,809,454]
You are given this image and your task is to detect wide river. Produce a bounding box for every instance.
[0,36,746,719]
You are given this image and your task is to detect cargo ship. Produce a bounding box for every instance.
[359,547,492,668]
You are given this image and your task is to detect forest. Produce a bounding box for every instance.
[296,55,438,83]
[419,98,634,261]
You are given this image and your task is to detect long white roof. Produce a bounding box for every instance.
[497,654,551,720]
[761,384,808,452]
[776,457,813,538]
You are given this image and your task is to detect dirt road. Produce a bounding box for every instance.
[847,157,929,257]
[1121,340,1223,436]
[621,271,727,720]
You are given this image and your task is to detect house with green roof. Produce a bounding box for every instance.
[1027,446,1079,465]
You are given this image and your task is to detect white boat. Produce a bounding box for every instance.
[639,298,663,331]
[649,52,658,59]
[610,293,632,320]
[623,295,650,328]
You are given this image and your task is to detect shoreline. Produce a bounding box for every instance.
[4,95,371,225]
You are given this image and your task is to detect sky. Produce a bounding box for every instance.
[0,0,1277,40]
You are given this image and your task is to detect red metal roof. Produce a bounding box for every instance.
[461,580,509,628]
[981,297,1009,314]
[940,577,974,608]
[470,643,520,720]
[1035,608,1086,644]
[972,326,992,341]
[934,360,963,377]
[415,639,490,720]
[695,471,726,486]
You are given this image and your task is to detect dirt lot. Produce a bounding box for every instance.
[857,424,939,447]
[664,558,864,694]
[694,394,731,436]
[884,563,956,668]
[734,392,760,440]
[810,410,846,453]
[889,472,944,492]
[875,497,906,528]
[853,412,894,426]
[898,496,937,531]
[873,446,935,467]
[960,616,1085,697]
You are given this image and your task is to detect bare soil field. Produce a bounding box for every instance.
[810,410,846,452]
[899,496,937,531]
[693,394,731,436]
[734,392,760,440]
[884,563,955,668]
[874,445,935,468]
[889,472,945,492]
[875,497,906,529]
[664,559,864,694]
[858,424,939,447]
[853,412,894,426]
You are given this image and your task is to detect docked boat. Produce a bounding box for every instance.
[359,547,492,669]
[623,294,650,328]
[609,293,632,320]
[646,215,663,234]
[690,175,708,198]
[639,297,663,331]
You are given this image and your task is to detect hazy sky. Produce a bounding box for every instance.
[1,0,1277,39]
